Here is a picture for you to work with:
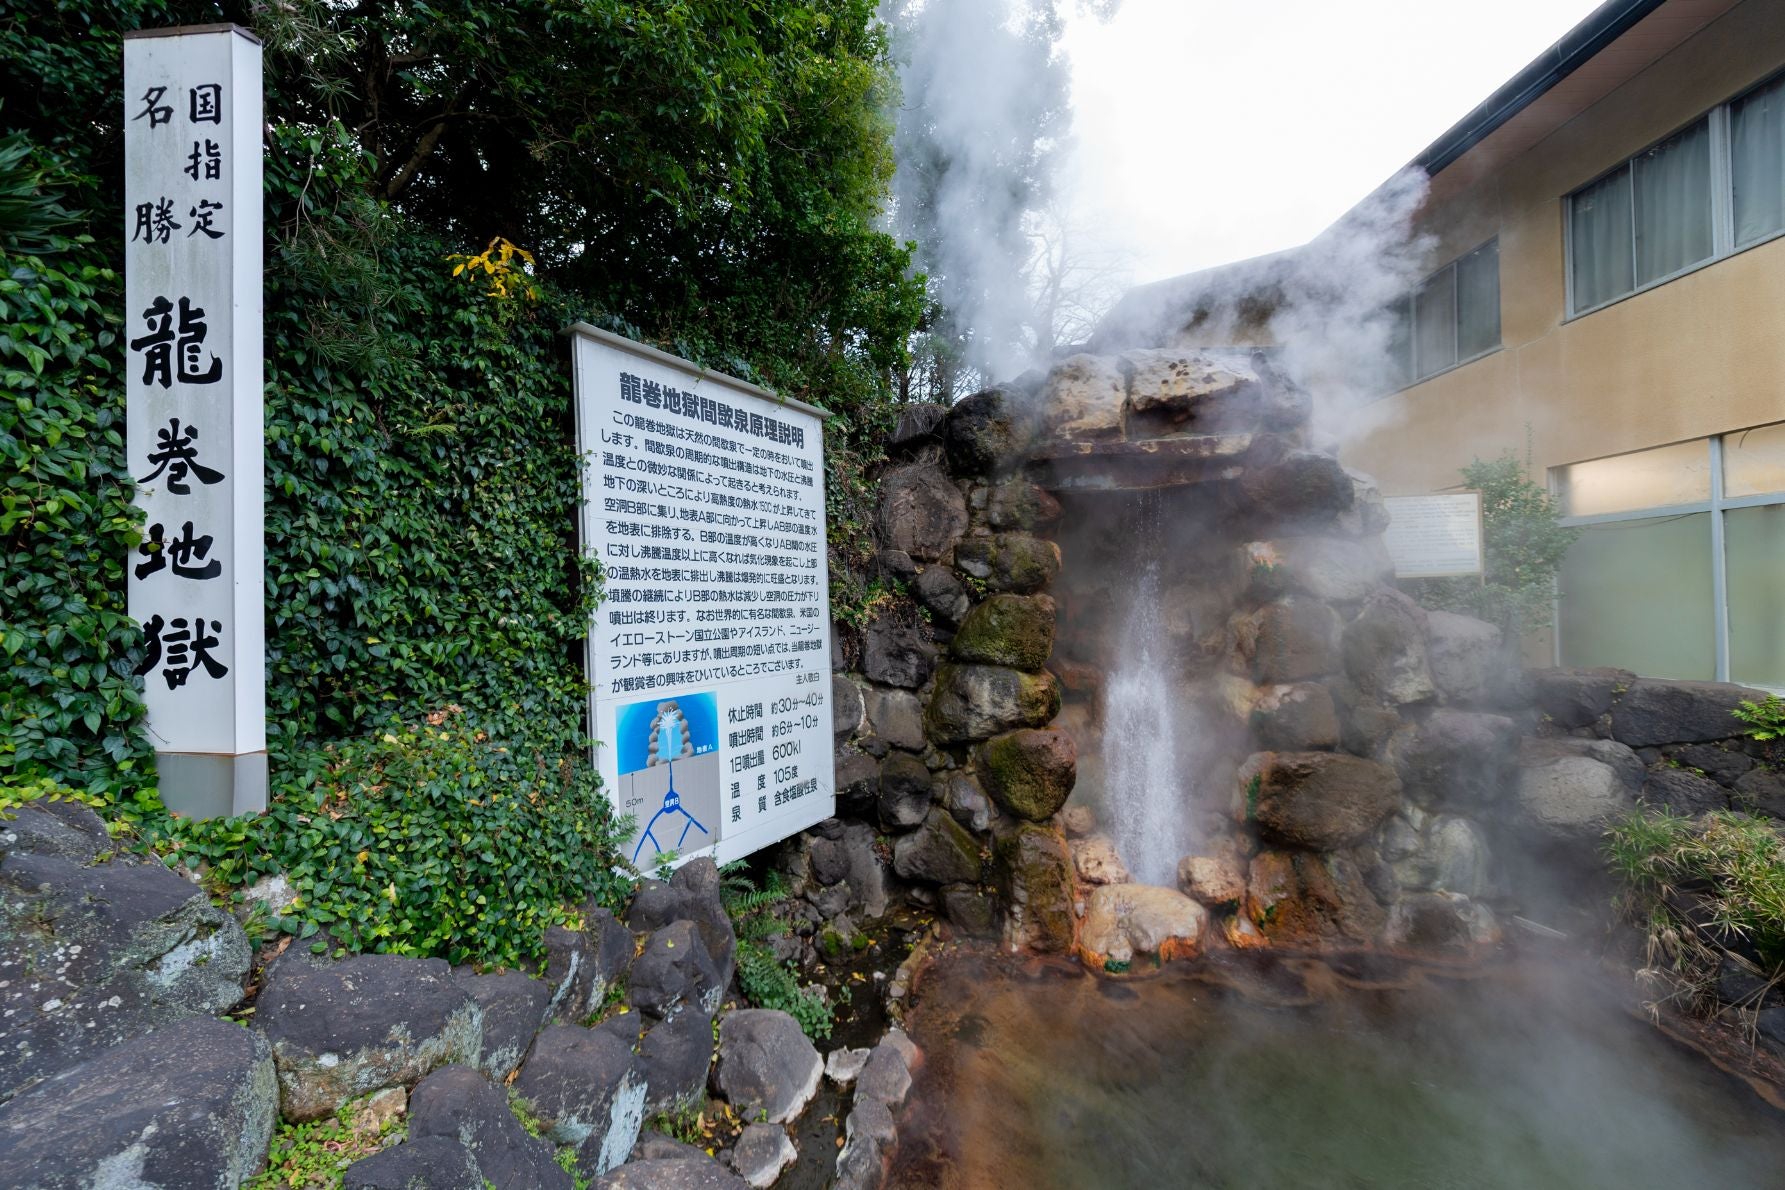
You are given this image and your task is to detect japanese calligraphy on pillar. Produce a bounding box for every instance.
[124,26,266,816]
[571,326,835,868]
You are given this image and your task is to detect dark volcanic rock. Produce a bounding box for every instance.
[638,1010,715,1113]
[1611,679,1763,747]
[1341,588,1435,705]
[925,663,1062,745]
[1424,611,1510,707]
[952,534,1061,594]
[1530,667,1632,729]
[407,1065,571,1189]
[1237,447,1354,524]
[1642,767,1730,816]
[1735,766,1785,819]
[596,1156,747,1189]
[255,954,481,1122]
[985,480,1062,531]
[949,594,1056,670]
[463,970,551,1081]
[0,837,251,1101]
[544,905,635,1025]
[627,860,736,986]
[1250,682,1340,751]
[995,824,1076,954]
[876,463,968,562]
[513,1024,646,1175]
[1252,597,1342,685]
[892,809,982,886]
[976,728,1077,821]
[1249,752,1402,850]
[344,1135,481,1189]
[888,403,950,452]
[861,614,939,689]
[627,921,723,1021]
[1389,710,1520,806]
[912,565,972,624]
[832,675,865,740]
[942,390,1017,478]
[862,685,926,751]
[713,1009,824,1124]
[878,750,934,831]
[0,1017,277,1189]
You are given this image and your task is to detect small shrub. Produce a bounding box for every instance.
[1734,695,1785,743]
[250,1100,402,1190]
[720,864,837,1040]
[151,709,634,969]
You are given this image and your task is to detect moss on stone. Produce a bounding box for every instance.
[976,728,1076,822]
[949,594,1056,670]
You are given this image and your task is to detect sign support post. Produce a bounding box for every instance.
[123,26,266,817]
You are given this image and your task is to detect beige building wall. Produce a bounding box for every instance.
[1345,0,1785,497]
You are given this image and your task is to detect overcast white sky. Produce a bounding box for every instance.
[1060,0,1607,285]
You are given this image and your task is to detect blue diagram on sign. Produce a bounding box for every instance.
[615,693,720,865]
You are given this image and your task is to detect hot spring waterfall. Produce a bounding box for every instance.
[1101,495,1191,886]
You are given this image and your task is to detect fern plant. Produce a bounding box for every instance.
[1734,695,1785,743]
[719,863,836,1039]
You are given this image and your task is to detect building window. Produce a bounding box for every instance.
[1569,71,1785,316]
[1554,423,1785,689]
[1388,238,1500,387]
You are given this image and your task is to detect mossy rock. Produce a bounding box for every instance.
[994,823,1076,954]
[926,664,1063,746]
[977,728,1077,822]
[950,594,1056,670]
[952,534,1060,595]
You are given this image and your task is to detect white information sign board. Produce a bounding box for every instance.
[123,25,265,817]
[571,325,834,869]
[1383,493,1485,579]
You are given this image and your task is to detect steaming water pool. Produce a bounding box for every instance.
[886,949,1785,1189]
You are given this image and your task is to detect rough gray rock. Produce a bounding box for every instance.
[1522,737,1646,791]
[1342,589,1436,705]
[462,970,551,1081]
[0,1017,277,1190]
[942,390,1018,478]
[596,1156,748,1189]
[1249,751,1402,851]
[940,771,995,834]
[0,835,251,1101]
[877,750,934,831]
[834,746,881,811]
[628,920,723,1021]
[953,534,1062,595]
[544,905,636,1025]
[892,809,982,886]
[1610,679,1764,747]
[712,1009,823,1125]
[1642,767,1730,816]
[513,1024,646,1175]
[1530,667,1632,728]
[1389,710,1520,806]
[925,663,1061,745]
[912,565,972,625]
[863,685,926,752]
[976,727,1077,822]
[1249,682,1340,751]
[731,1123,798,1189]
[1425,611,1508,706]
[861,615,939,689]
[627,860,737,986]
[824,1047,872,1086]
[1669,742,1754,785]
[255,954,481,1122]
[876,463,968,562]
[1516,754,1635,841]
[405,1065,570,1189]
[344,1136,481,1190]
[1251,597,1342,685]
[995,824,1077,955]
[638,1009,715,1113]
[1735,766,1785,819]
[834,1096,896,1190]
[853,1040,913,1109]
[832,675,866,740]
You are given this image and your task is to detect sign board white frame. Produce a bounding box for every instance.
[570,325,835,869]
[1382,493,1486,579]
[123,25,265,817]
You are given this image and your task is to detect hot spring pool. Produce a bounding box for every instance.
[886,949,1785,1189]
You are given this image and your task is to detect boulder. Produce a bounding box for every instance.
[940,771,996,834]
[1178,853,1247,907]
[995,824,1077,954]
[628,921,723,1021]
[925,663,1062,745]
[832,676,865,740]
[1245,849,1387,947]
[1121,349,1266,430]
[877,751,934,831]
[344,1136,481,1189]
[952,534,1062,595]
[255,954,481,1122]
[1391,815,1491,897]
[1389,710,1520,805]
[1530,667,1633,729]
[1669,742,1754,785]
[1036,353,1128,441]
[513,1025,646,1175]
[1522,736,1646,791]
[940,884,999,934]
[853,1040,913,1109]
[1425,611,1508,706]
[629,860,736,985]
[1330,680,1401,758]
[1735,767,1785,819]
[1334,467,1392,538]
[731,1122,798,1189]
[1383,892,1501,955]
[712,1009,823,1125]
[1247,751,1401,851]
[638,1010,715,1113]
[875,463,967,562]
[1642,767,1729,816]
[912,566,972,624]
[1611,679,1764,747]
[834,746,881,811]
[977,727,1077,821]
[1516,754,1635,841]
[888,403,950,451]
[825,1046,872,1086]
[1249,682,1340,751]
[892,809,982,886]
[861,615,938,689]
[597,1156,747,1189]
[0,1017,276,1189]
[1061,804,1097,838]
[949,594,1056,670]
[462,970,551,1081]
[942,390,1018,478]
[862,685,926,751]
[1247,537,1392,604]
[543,905,636,1025]
[0,842,251,1100]
[1251,597,1342,685]
[1341,588,1435,704]
[1071,834,1132,885]
[834,1098,896,1190]
[985,480,1061,531]
[1237,447,1354,524]
[405,1065,570,1189]
[1077,884,1208,968]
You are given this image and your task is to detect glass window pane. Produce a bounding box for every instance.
[1456,240,1500,360]
[1633,118,1713,285]
[1724,421,1785,498]
[1571,164,1634,310]
[1727,504,1785,689]
[1733,75,1785,247]
[1384,296,1412,390]
[1559,513,1715,681]
[1555,440,1713,517]
[1412,264,1456,379]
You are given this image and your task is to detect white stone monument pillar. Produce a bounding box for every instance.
[123,25,266,817]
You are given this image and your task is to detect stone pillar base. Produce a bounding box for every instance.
[156,751,268,819]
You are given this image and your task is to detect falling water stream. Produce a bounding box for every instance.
[1101,491,1191,884]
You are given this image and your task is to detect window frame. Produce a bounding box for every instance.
[1565,67,1785,320]
[1387,236,1502,392]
